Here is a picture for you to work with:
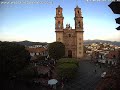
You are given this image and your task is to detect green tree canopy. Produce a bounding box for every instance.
[48,42,65,60]
[57,58,79,66]
[0,42,30,78]
[56,58,79,79]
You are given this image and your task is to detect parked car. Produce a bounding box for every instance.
[101,72,106,78]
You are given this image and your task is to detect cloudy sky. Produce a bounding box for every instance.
[0,0,120,42]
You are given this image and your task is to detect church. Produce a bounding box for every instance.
[55,5,84,58]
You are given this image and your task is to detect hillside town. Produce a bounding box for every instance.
[85,42,120,65]
[25,42,120,66]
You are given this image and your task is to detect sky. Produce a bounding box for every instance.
[0,0,120,43]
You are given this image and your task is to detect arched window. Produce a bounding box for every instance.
[58,21,60,28]
[58,10,60,14]
[69,34,71,37]
[78,21,80,27]
[78,10,79,14]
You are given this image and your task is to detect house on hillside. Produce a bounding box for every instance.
[98,52,108,64]
[106,50,119,65]
[26,47,48,61]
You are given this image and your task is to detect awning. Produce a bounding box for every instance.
[48,79,58,85]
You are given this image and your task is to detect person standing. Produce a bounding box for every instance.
[61,82,64,89]
[94,64,97,73]
[94,69,96,73]
[61,77,64,89]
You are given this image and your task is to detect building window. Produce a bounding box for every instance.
[78,10,79,14]
[78,21,80,27]
[58,10,60,14]
[69,34,71,37]
[79,51,81,54]
[79,43,81,45]
[58,21,60,28]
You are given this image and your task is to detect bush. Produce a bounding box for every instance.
[57,58,79,66]
[56,58,79,79]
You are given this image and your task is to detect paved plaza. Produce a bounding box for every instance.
[62,60,108,90]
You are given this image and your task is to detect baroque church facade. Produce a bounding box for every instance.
[55,5,84,58]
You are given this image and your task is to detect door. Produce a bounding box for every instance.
[68,50,72,58]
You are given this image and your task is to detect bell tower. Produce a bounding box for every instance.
[55,5,64,42]
[55,5,64,29]
[74,5,83,30]
[74,5,84,58]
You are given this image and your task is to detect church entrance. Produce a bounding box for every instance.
[68,50,72,58]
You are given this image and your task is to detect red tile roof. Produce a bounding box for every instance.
[26,47,47,53]
[106,50,119,59]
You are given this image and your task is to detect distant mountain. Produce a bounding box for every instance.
[17,40,120,46]
[84,40,120,46]
[13,40,48,46]
[1,40,120,46]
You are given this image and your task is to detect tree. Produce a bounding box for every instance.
[48,42,65,60]
[0,42,30,79]
[56,58,78,80]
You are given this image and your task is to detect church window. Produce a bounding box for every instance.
[78,21,80,27]
[78,10,79,14]
[58,10,60,14]
[58,21,60,28]
[69,34,71,37]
